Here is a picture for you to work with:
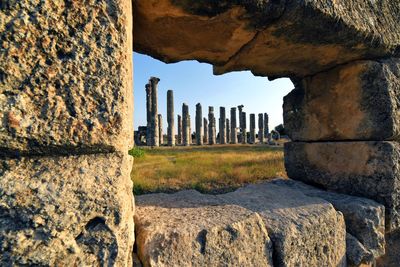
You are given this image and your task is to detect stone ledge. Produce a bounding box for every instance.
[285,141,400,232]
[135,179,348,266]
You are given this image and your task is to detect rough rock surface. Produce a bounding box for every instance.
[0,0,133,156]
[376,230,400,267]
[135,180,346,267]
[135,190,273,267]
[346,234,374,267]
[274,179,385,258]
[284,58,400,141]
[285,141,400,232]
[134,0,400,78]
[0,153,135,266]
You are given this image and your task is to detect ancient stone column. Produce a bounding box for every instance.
[230,107,238,144]
[250,114,256,144]
[145,83,152,146]
[208,107,216,145]
[189,115,192,145]
[226,118,231,144]
[167,90,175,146]
[177,115,182,145]
[203,118,209,144]
[182,103,190,146]
[238,105,244,142]
[264,113,269,140]
[219,107,227,144]
[196,103,203,145]
[258,114,264,144]
[242,112,247,144]
[149,77,160,147]
[0,1,134,265]
[158,114,163,145]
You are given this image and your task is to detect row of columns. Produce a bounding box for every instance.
[146,86,271,146]
[145,78,272,147]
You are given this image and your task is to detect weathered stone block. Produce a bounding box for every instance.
[135,190,273,267]
[134,0,400,78]
[376,230,400,267]
[220,182,346,266]
[0,0,133,156]
[136,181,347,267]
[284,59,400,141]
[0,153,134,266]
[285,141,400,231]
[346,233,374,267]
[274,179,386,259]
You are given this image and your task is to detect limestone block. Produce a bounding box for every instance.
[220,182,347,266]
[135,190,273,267]
[285,141,400,231]
[0,153,134,266]
[136,181,346,267]
[134,0,400,78]
[284,59,400,141]
[274,179,385,258]
[0,0,133,156]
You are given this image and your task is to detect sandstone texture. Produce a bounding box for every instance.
[284,58,400,141]
[135,190,273,267]
[346,234,374,267]
[0,0,133,156]
[135,180,347,267]
[0,153,135,266]
[285,141,400,232]
[275,179,386,259]
[376,230,400,267]
[134,0,400,78]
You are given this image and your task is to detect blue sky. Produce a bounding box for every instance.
[133,52,294,132]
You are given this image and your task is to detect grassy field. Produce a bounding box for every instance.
[131,144,286,195]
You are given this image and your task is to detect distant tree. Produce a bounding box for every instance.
[274,124,286,136]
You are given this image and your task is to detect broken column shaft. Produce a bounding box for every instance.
[258,114,264,144]
[196,103,203,145]
[219,107,227,144]
[177,115,182,145]
[203,118,209,144]
[182,103,190,146]
[145,83,152,146]
[230,107,238,144]
[167,90,175,146]
[242,112,247,144]
[208,107,216,145]
[250,114,256,144]
[264,113,269,140]
[149,77,160,147]
[158,114,163,145]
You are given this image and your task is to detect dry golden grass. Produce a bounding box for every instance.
[131,144,286,195]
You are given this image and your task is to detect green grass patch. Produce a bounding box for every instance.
[131,144,286,195]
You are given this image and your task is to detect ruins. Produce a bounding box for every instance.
[258,113,265,144]
[1,0,400,266]
[203,118,209,144]
[177,115,182,145]
[230,107,238,144]
[208,107,217,145]
[182,103,190,146]
[219,107,227,144]
[195,103,203,146]
[167,90,175,146]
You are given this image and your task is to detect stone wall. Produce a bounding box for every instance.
[0,1,134,265]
